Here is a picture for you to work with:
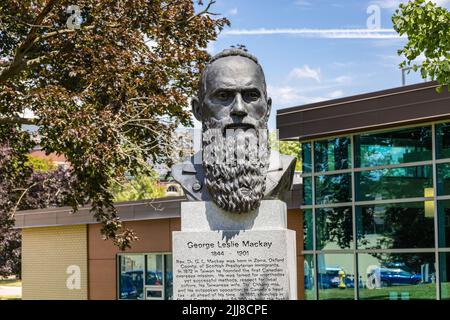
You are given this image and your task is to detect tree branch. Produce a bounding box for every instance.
[0,117,37,125]
[187,0,219,22]
[0,0,59,83]
[33,25,95,43]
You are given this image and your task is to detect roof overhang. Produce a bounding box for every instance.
[15,185,303,229]
[276,81,450,141]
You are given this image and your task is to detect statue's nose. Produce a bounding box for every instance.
[230,93,248,117]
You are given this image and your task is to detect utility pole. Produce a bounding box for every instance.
[401,67,413,86]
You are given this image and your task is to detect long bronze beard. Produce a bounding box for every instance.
[202,128,270,213]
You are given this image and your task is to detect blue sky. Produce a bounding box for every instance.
[199,0,450,129]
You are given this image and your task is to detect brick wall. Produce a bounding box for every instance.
[22,225,88,300]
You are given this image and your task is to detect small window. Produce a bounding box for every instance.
[118,253,172,300]
[167,185,178,192]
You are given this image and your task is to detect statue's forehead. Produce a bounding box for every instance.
[205,56,265,89]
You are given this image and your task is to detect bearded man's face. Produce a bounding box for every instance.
[191,55,272,213]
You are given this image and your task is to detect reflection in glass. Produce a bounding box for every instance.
[146,254,163,286]
[317,254,355,300]
[314,137,351,172]
[356,202,435,249]
[303,254,316,300]
[303,209,313,251]
[358,253,436,300]
[354,126,432,168]
[303,177,312,205]
[437,163,450,196]
[302,142,312,173]
[440,253,450,300]
[146,290,163,298]
[355,165,433,201]
[316,207,353,250]
[436,122,450,159]
[315,173,352,204]
[164,255,173,300]
[438,200,450,248]
[119,255,145,300]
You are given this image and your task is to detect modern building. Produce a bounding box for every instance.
[277,80,450,300]
[15,189,302,300]
[15,80,450,300]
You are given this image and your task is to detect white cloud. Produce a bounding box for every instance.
[206,41,215,54]
[289,65,321,82]
[268,85,328,106]
[372,0,449,9]
[328,90,344,99]
[294,0,312,6]
[333,75,352,84]
[333,62,353,68]
[223,28,403,39]
[227,8,238,16]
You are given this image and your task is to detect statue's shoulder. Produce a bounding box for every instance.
[268,149,296,171]
[170,152,207,201]
[265,150,297,199]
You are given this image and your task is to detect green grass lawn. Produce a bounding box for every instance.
[0,279,22,287]
[306,283,450,300]
[0,278,22,300]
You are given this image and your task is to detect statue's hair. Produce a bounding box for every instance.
[198,48,267,102]
[209,48,259,65]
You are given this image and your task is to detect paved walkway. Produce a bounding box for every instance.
[0,286,22,298]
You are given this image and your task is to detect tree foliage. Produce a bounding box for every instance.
[269,131,302,171]
[393,0,450,91]
[25,154,56,171]
[0,0,229,249]
[112,173,166,203]
[0,141,74,277]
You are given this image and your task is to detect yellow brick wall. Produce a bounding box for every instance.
[22,225,88,300]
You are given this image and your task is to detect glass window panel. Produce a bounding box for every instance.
[315,173,352,204]
[314,137,351,172]
[437,163,450,196]
[302,142,312,173]
[119,255,144,300]
[164,255,173,300]
[438,200,450,248]
[303,254,316,300]
[317,254,355,300]
[146,290,163,298]
[303,209,313,251]
[436,122,450,159]
[439,253,450,300]
[355,126,432,168]
[302,176,312,205]
[358,253,436,300]
[146,254,163,286]
[316,207,353,250]
[356,202,435,249]
[355,165,433,201]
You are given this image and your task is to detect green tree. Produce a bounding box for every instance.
[269,131,302,171]
[0,0,229,249]
[392,0,450,92]
[112,173,166,202]
[25,155,56,171]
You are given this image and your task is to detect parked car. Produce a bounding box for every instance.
[318,267,354,289]
[120,274,139,299]
[378,267,423,287]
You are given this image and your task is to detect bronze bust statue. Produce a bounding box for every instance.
[172,49,296,213]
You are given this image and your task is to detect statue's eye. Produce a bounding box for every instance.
[216,91,230,101]
[244,90,260,102]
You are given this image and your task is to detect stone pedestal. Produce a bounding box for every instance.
[172,200,297,300]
